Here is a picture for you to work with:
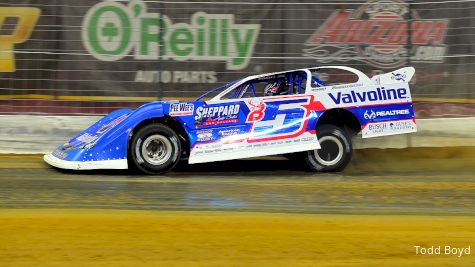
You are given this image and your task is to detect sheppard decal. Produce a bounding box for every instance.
[169,103,194,116]
[82,0,260,70]
[328,87,408,105]
[362,119,416,137]
[364,109,410,119]
[303,0,449,68]
[194,104,240,126]
[97,114,128,134]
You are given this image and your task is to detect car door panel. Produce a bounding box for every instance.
[188,95,320,164]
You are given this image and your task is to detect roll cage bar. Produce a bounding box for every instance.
[195,79,240,101]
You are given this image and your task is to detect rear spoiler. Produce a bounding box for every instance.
[371,67,415,85]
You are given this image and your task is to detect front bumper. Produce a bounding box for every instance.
[44,153,128,170]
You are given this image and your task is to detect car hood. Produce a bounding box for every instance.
[68,108,133,148]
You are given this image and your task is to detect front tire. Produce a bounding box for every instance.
[130,124,181,174]
[305,125,352,172]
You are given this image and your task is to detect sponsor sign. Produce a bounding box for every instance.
[388,120,415,131]
[169,103,194,116]
[82,0,260,70]
[249,97,311,142]
[218,128,242,137]
[53,149,67,159]
[0,7,40,72]
[76,133,97,143]
[246,99,266,122]
[364,109,410,119]
[391,72,407,82]
[194,104,240,126]
[362,119,416,137]
[328,87,408,105]
[97,114,128,134]
[3,0,469,114]
[303,0,449,68]
[196,129,213,142]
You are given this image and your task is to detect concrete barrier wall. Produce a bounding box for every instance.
[0,115,474,154]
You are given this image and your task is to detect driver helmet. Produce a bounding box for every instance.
[264,80,286,96]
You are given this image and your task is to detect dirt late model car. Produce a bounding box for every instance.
[44,66,417,174]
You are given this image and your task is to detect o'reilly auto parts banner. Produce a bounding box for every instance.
[1,0,474,101]
[83,1,260,71]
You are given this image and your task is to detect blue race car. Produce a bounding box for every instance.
[44,66,417,174]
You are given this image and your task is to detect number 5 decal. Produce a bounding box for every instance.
[248,96,311,142]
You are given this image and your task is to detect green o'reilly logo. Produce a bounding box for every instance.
[82,0,260,70]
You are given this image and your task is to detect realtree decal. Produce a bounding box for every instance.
[82,0,261,70]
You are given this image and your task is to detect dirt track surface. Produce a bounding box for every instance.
[0,147,474,215]
[1,210,474,267]
[1,147,475,266]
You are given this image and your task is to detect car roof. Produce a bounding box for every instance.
[209,66,371,101]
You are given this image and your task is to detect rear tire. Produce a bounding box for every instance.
[130,124,181,174]
[304,125,352,172]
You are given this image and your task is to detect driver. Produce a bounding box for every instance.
[264,80,287,96]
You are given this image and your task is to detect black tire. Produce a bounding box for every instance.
[129,124,181,174]
[304,125,352,172]
[283,152,304,161]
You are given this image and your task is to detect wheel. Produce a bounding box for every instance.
[129,124,181,174]
[304,125,352,172]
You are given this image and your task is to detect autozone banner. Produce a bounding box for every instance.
[0,0,473,103]
[303,1,449,69]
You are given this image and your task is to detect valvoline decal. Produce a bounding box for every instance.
[328,87,408,105]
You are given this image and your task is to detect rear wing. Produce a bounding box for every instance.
[371,67,415,85]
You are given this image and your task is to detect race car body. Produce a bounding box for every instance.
[44,66,417,173]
